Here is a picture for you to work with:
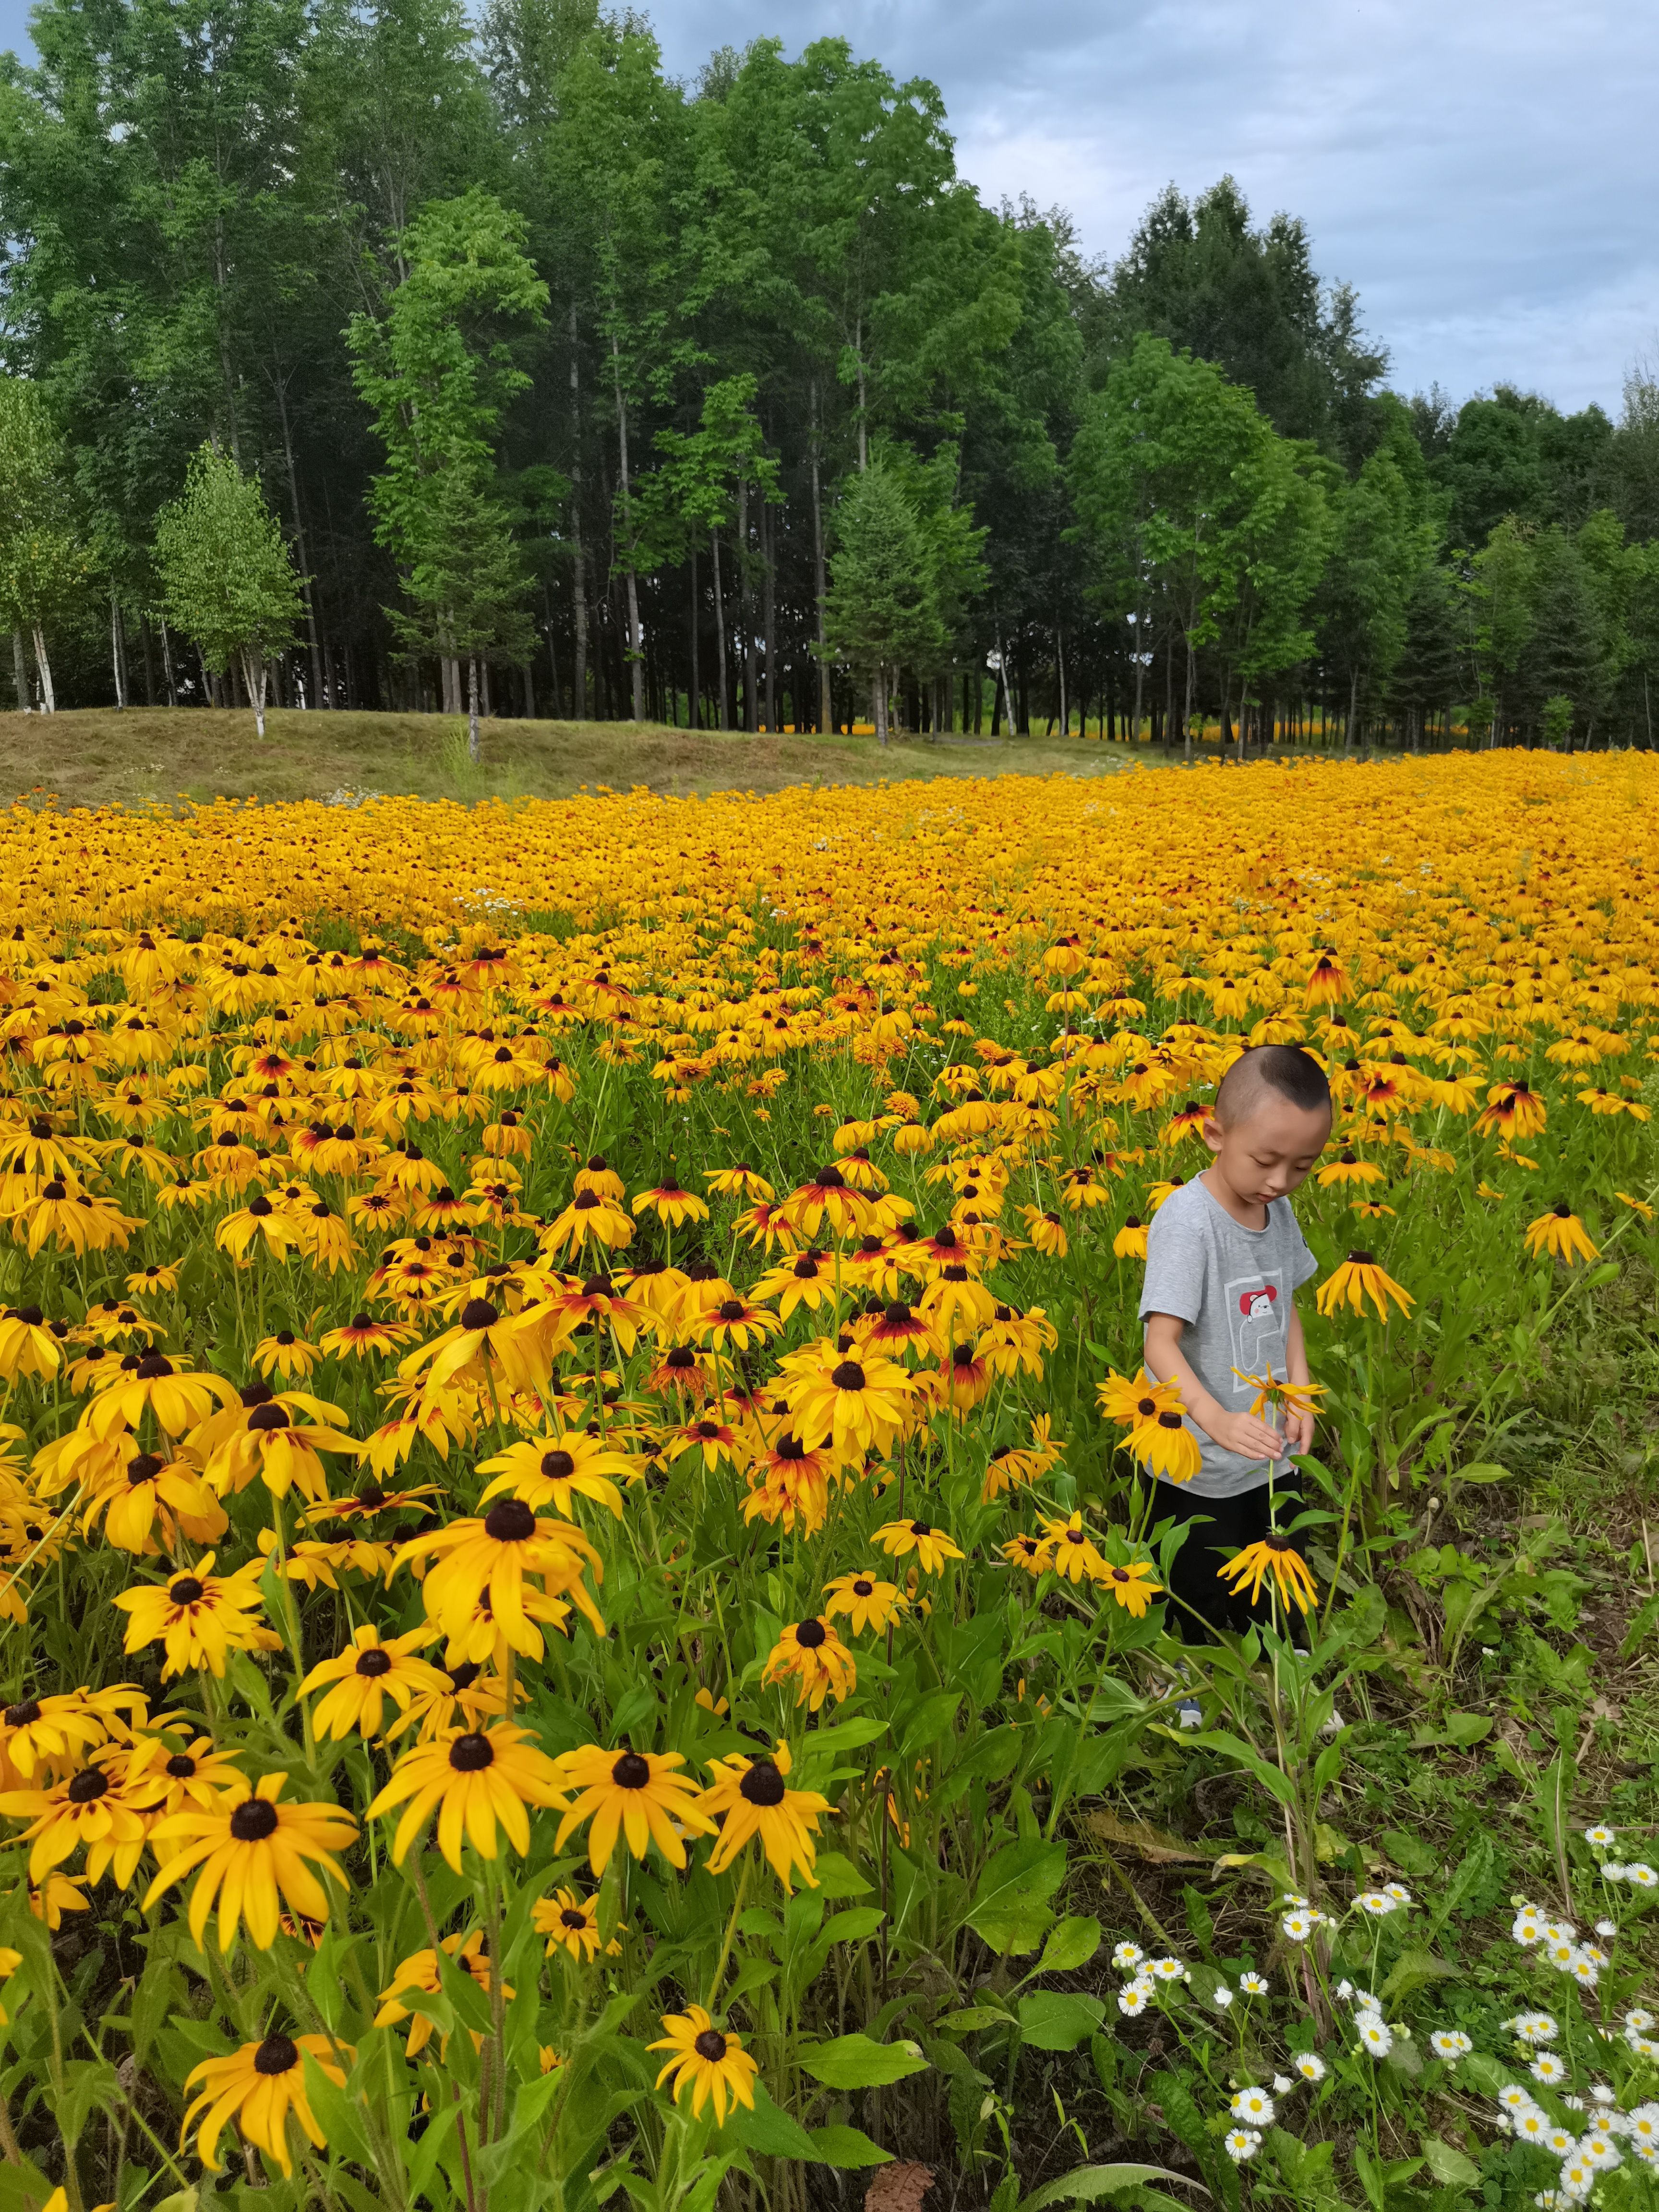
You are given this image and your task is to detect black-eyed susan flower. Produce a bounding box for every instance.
[203,1389,361,1505]
[182,2031,348,2176]
[475,1430,632,1518]
[821,1570,907,1634]
[1219,1534,1318,1616]
[112,1553,276,1678]
[649,2007,758,2125]
[1476,1080,1547,1139]
[981,1415,1063,1502]
[1112,1215,1148,1259]
[366,1721,567,1870]
[398,1499,606,1656]
[1098,1559,1163,1617]
[695,1296,782,1354]
[1126,1409,1202,1483]
[541,1188,634,1259]
[873,1519,963,1574]
[1035,1512,1108,1584]
[1314,1252,1414,1322]
[762,1617,857,1710]
[0,1750,152,1883]
[319,1312,418,1359]
[83,1351,238,1442]
[300,1623,451,1741]
[81,1448,227,1555]
[632,1176,709,1229]
[0,1306,61,1382]
[699,1740,831,1893]
[122,1733,246,1821]
[533,1886,619,1962]
[374,1930,508,2056]
[252,1330,321,1383]
[1524,1203,1600,1265]
[143,1772,357,1950]
[784,1345,913,1462]
[553,1744,715,1875]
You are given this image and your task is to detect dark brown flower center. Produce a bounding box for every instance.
[254,2033,300,2076]
[539,1450,576,1480]
[229,1796,279,1841]
[449,1732,494,1771]
[853,1579,874,1598]
[168,1576,205,1605]
[460,1299,501,1331]
[68,1766,110,1803]
[795,1618,828,1649]
[166,1753,197,1777]
[483,1499,536,1544]
[355,1648,393,1678]
[694,2028,728,2060]
[739,1761,787,1807]
[612,1751,651,1790]
[830,1360,866,1390]
[248,1403,290,1431]
[560,1907,588,1930]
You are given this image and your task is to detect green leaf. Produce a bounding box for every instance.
[1623,1591,1659,1658]
[798,2034,928,2089]
[811,1852,874,1899]
[1378,1948,1459,2005]
[1014,1992,1106,2052]
[899,1690,962,1756]
[1018,2163,1208,2212]
[966,1837,1066,1953]
[1420,2136,1480,2187]
[1035,1914,1101,1976]
[806,2126,895,2168]
[731,2089,817,2160]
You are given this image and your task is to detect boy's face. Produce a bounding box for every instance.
[1202,1096,1331,1208]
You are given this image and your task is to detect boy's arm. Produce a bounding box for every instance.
[1284,1304,1314,1453]
[1144,1310,1284,1464]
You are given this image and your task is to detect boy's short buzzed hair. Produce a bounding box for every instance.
[1214,1044,1331,1123]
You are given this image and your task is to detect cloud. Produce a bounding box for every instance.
[649,0,1659,412]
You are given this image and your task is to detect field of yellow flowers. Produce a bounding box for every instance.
[0,750,1657,2212]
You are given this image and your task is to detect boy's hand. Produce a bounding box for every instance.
[1285,1406,1315,1454]
[1205,1410,1286,1464]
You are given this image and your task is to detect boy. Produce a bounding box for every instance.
[1140,1043,1330,1639]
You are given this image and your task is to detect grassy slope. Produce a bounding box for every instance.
[0,706,1140,809]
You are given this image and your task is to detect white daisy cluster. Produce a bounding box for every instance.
[1511,1902,1609,1989]
[1489,2064,1659,2203]
[1353,1883,1413,1918]
[1580,1822,1659,1892]
[1331,1975,1404,2061]
[1277,1890,1337,1943]
[1109,1942,1189,2018]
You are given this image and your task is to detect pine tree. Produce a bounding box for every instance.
[820,466,944,744]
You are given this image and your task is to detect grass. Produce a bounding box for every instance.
[0,707,1143,809]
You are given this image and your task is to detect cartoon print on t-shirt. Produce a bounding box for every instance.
[1225,1271,1290,1383]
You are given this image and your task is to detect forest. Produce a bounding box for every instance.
[3,0,1659,749]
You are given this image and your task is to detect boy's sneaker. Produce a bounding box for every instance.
[1176,1697,1203,1729]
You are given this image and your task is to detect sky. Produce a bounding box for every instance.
[1,0,1653,414]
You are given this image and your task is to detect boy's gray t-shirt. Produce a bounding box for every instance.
[1138,1178,1319,1499]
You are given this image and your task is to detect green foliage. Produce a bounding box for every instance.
[153,441,304,733]
[821,465,948,740]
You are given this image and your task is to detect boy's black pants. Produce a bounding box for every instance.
[1156,1477,1298,1643]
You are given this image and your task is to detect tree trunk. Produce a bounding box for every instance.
[12,629,30,712]
[1345,669,1358,752]
[1056,625,1067,737]
[609,334,645,723]
[110,590,127,709]
[762,494,776,731]
[569,301,588,720]
[159,619,177,707]
[1131,604,1147,743]
[710,530,729,730]
[272,366,323,708]
[873,665,888,746]
[31,625,55,714]
[737,474,756,730]
[241,646,268,738]
[811,380,831,735]
[688,545,700,729]
[1182,627,1196,760]
[468,654,481,762]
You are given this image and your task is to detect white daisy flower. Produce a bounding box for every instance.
[1562,2096,1585,2112]
[1628,2034,1659,2059]
[1579,2133,1621,2172]
[1334,1979,1355,2001]
[1584,1825,1616,1847]
[1239,1971,1270,1995]
[1531,2054,1569,2086]
[1497,2083,1539,2115]
[1511,2014,1559,2044]
[1541,1938,1579,1972]
[1513,1909,1545,1945]
[1513,2107,1551,2146]
[1228,2087,1274,2125]
[1430,2029,1473,2059]
[1117,1982,1152,2018]
[1625,1863,1658,1890]
[1556,2156,1595,2201]
[1539,2126,1577,2158]
[1588,2086,1616,2107]
[1383,1882,1412,1904]
[1625,2011,1655,2032]
[1569,1954,1600,1990]
[1209,1984,1234,2010]
[1595,1919,1618,1938]
[1280,1909,1315,1943]
[1626,2104,1659,2145]
[1294,2052,1326,2083]
[1602,1864,1629,1882]
[1148,1956,1186,1981]
[1222,2130,1260,2164]
[1355,1891,1397,1918]
[1355,2014,1394,2058]
[1112,1941,1144,1972]
[1272,2074,1292,2094]
[1540,1919,1578,1944]
[1280,1892,1310,1910]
